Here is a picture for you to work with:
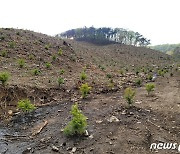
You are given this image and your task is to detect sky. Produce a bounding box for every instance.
[0,0,180,45]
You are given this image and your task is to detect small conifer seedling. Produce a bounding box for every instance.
[64,103,87,136]
[124,87,135,106]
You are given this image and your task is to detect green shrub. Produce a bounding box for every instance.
[17,58,25,68]
[32,69,40,76]
[17,99,36,112]
[80,72,87,81]
[80,83,91,98]
[0,72,10,85]
[124,87,135,106]
[64,103,87,136]
[135,78,142,86]
[58,49,63,56]
[58,77,64,86]
[145,83,155,95]
[0,50,7,57]
[45,62,52,69]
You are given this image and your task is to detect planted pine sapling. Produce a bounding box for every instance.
[124,87,135,106]
[80,83,91,99]
[145,83,155,95]
[64,102,87,136]
[17,99,36,112]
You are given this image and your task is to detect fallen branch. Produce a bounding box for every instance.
[31,120,48,136]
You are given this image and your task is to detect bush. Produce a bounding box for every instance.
[145,83,155,95]
[32,69,40,76]
[80,83,91,98]
[17,99,36,112]
[80,71,87,81]
[17,58,25,68]
[0,50,7,57]
[58,77,64,86]
[124,87,135,106]
[0,72,10,85]
[45,62,52,69]
[64,103,87,136]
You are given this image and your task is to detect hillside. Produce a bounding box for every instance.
[150,44,180,53]
[0,28,179,154]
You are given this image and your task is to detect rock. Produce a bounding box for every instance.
[96,120,103,124]
[84,130,89,137]
[71,147,77,153]
[135,101,142,104]
[89,135,94,139]
[52,145,59,152]
[8,110,13,115]
[121,110,126,115]
[108,116,119,122]
[61,142,66,146]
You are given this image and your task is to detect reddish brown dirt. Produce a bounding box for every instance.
[0,28,179,154]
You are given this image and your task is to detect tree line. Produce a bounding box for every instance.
[57,27,150,46]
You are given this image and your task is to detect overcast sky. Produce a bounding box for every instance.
[0,0,180,45]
